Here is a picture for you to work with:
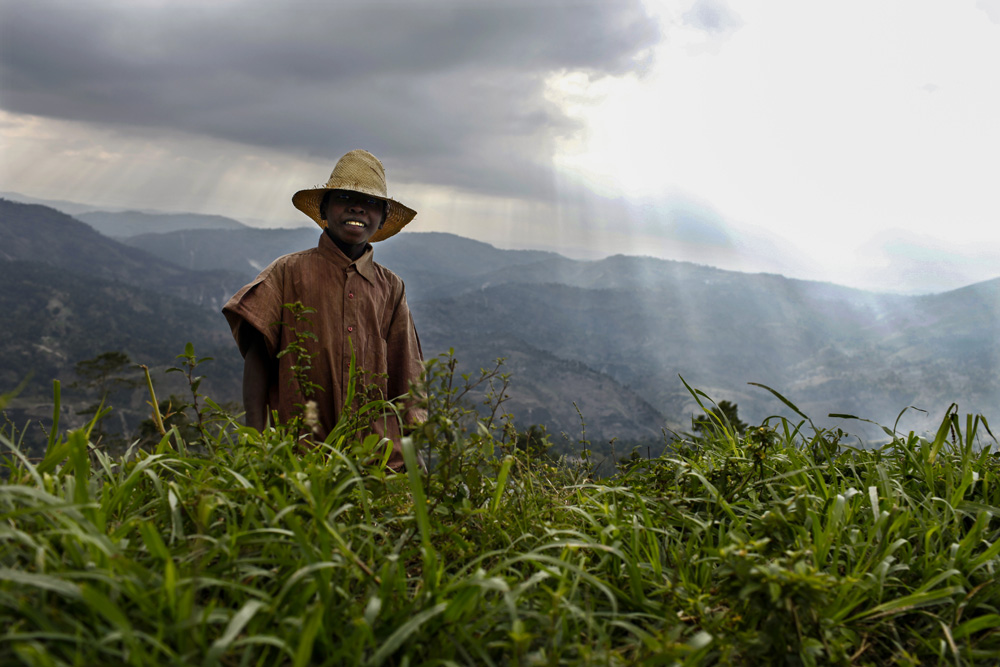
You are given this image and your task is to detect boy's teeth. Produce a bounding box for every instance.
[346,221,364,227]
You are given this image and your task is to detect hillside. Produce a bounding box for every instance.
[97,224,1000,436]
[437,333,667,450]
[0,203,665,448]
[0,199,247,310]
[4,201,999,447]
[417,275,998,435]
[124,227,320,274]
[0,259,240,378]
[0,260,242,443]
[116,227,675,444]
[77,210,250,238]
[120,227,559,301]
[0,190,110,217]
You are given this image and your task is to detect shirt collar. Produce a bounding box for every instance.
[318,232,376,284]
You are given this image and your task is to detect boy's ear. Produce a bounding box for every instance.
[319,191,330,220]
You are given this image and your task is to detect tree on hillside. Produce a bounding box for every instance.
[515,424,553,461]
[73,351,141,440]
[692,400,748,437]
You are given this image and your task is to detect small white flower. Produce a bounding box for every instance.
[304,400,320,435]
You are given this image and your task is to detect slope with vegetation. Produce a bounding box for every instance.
[1,357,998,665]
[0,199,249,448]
[1,202,667,452]
[4,198,999,454]
[116,225,1000,440]
[0,260,242,453]
[0,199,247,309]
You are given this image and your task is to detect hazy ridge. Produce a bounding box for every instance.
[2,197,998,449]
[123,224,997,437]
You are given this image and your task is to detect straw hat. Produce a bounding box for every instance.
[292,149,417,242]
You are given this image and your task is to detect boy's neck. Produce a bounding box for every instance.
[326,230,368,261]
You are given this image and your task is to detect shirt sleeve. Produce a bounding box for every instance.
[385,284,426,424]
[221,262,285,358]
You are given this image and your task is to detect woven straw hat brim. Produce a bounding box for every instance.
[292,188,417,243]
[292,149,416,242]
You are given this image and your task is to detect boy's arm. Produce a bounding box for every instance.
[241,323,273,430]
[385,288,426,425]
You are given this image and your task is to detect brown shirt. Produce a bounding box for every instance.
[222,233,424,466]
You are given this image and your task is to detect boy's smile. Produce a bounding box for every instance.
[322,189,386,258]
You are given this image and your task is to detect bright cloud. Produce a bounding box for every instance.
[1,0,998,293]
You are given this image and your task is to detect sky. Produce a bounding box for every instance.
[1,0,998,295]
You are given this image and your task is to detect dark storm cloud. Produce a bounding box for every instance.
[0,0,658,198]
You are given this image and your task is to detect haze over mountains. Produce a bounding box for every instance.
[76,211,250,238]
[2,196,998,455]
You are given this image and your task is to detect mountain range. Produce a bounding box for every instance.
[118,221,1000,436]
[76,210,250,238]
[2,196,998,456]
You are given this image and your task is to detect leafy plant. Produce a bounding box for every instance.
[71,350,141,442]
[275,301,324,428]
[1,355,999,665]
[166,341,214,436]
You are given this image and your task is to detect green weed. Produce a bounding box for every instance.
[1,353,998,665]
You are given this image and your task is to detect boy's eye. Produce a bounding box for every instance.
[337,193,350,200]
[366,198,379,206]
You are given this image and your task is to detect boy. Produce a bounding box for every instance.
[222,149,424,470]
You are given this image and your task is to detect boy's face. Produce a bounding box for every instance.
[322,189,386,248]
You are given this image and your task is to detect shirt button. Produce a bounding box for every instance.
[348,292,354,299]
[347,326,354,332]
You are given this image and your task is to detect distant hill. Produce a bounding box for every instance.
[0,190,110,217]
[387,237,999,438]
[120,229,671,444]
[0,259,240,394]
[123,227,320,274]
[120,228,558,295]
[0,199,250,445]
[107,225,1000,437]
[1,202,668,449]
[4,200,999,451]
[0,199,247,310]
[0,259,243,445]
[433,332,669,451]
[76,210,250,238]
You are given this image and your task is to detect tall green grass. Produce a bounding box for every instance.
[1,357,999,665]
